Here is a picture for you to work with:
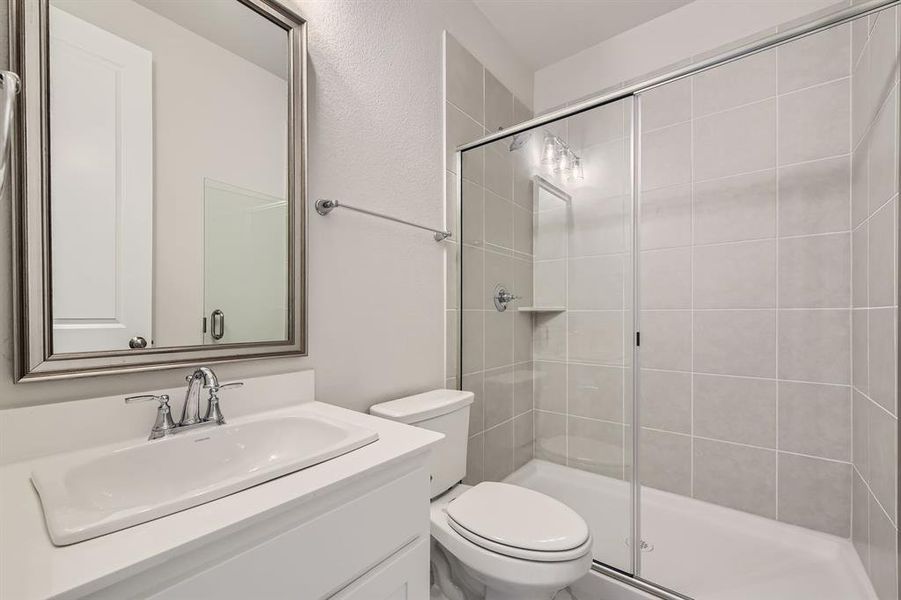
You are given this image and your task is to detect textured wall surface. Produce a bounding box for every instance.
[0,0,529,412]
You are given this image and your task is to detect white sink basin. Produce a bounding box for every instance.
[31,414,378,545]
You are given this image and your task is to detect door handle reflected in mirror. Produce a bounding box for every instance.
[210,309,225,341]
[128,336,147,349]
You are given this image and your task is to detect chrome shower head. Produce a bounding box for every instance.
[508,131,531,152]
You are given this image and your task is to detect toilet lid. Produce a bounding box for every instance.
[446,482,590,554]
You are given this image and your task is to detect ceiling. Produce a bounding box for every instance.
[472,0,694,70]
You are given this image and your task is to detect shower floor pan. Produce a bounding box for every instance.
[506,460,876,600]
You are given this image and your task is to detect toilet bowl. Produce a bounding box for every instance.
[370,390,592,600]
[431,483,592,600]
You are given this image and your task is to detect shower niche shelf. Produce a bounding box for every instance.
[517,306,566,313]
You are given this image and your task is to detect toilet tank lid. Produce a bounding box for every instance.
[369,389,474,424]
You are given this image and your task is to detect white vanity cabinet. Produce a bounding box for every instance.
[87,463,431,600]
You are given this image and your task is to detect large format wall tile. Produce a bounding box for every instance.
[535,411,567,465]
[868,198,896,308]
[568,364,624,422]
[868,400,897,524]
[778,22,850,93]
[465,433,484,486]
[868,493,899,600]
[853,389,870,478]
[853,309,869,394]
[778,453,852,537]
[693,438,778,518]
[568,195,628,257]
[868,9,898,117]
[852,143,869,228]
[640,77,691,131]
[445,34,484,125]
[693,374,777,447]
[640,310,692,371]
[640,369,691,433]
[642,123,692,191]
[484,70,513,134]
[852,470,870,568]
[568,311,624,365]
[778,156,850,236]
[778,381,851,460]
[693,240,776,309]
[640,183,692,250]
[448,104,485,183]
[694,100,776,181]
[641,247,692,309]
[694,310,777,378]
[484,366,514,429]
[640,428,691,495]
[778,233,850,308]
[568,416,624,479]
[868,307,896,414]
[693,49,776,117]
[463,371,484,435]
[778,79,850,165]
[484,420,515,481]
[514,412,534,470]
[778,309,850,384]
[693,170,777,244]
[853,224,869,308]
[569,101,625,148]
[533,360,566,413]
[533,312,567,361]
[568,255,624,310]
[868,92,898,215]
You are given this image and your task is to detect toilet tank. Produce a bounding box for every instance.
[370,389,473,498]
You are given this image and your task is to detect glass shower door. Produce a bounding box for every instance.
[458,96,637,574]
[634,11,897,598]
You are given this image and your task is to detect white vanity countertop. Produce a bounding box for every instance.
[0,400,442,600]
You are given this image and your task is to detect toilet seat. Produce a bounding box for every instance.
[445,482,591,562]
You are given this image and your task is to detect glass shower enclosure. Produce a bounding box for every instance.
[455,2,899,599]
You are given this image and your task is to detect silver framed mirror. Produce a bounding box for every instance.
[10,0,307,381]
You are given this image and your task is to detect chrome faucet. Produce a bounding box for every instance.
[126,367,243,440]
[181,366,218,426]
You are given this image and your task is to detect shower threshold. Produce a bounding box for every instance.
[505,460,875,600]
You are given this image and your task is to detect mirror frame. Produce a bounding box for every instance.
[10,0,308,382]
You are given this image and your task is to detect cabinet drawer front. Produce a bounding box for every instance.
[147,467,429,600]
[330,538,429,600]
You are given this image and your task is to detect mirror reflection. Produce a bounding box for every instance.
[48,0,290,353]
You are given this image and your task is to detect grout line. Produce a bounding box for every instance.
[774,70,781,520]
[640,74,852,137]
[689,73,696,501]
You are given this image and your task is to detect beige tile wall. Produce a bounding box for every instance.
[443,32,534,484]
[631,24,858,537]
[849,7,899,600]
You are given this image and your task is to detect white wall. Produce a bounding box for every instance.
[0,0,531,411]
[52,0,288,348]
[534,0,841,112]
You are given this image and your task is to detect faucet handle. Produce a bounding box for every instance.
[215,381,244,392]
[204,382,243,425]
[125,393,170,406]
[125,394,177,440]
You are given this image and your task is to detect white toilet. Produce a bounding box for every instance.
[370,389,592,600]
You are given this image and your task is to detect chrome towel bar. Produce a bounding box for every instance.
[315,199,452,242]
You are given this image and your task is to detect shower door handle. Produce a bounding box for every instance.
[210,309,225,340]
